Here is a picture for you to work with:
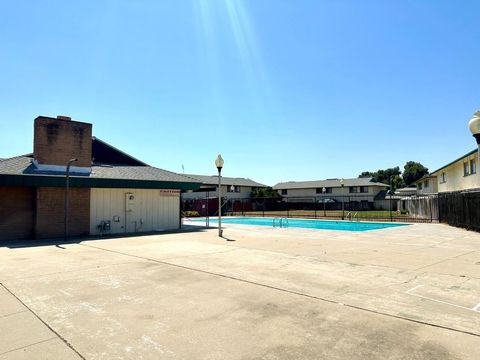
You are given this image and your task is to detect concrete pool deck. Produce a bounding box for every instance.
[0,222,479,359]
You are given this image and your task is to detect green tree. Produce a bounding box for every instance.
[250,187,281,200]
[403,161,428,186]
[359,171,375,178]
[358,167,405,191]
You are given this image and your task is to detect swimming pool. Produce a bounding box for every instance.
[192,217,408,232]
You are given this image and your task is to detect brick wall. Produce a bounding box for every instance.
[0,187,35,241]
[35,187,90,239]
[33,116,92,167]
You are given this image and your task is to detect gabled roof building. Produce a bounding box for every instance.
[272,177,390,210]
[182,174,266,200]
[416,149,479,194]
[0,116,200,241]
[273,178,388,198]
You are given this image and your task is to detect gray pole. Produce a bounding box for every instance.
[218,168,222,237]
[206,191,209,228]
[64,158,78,241]
[323,187,326,217]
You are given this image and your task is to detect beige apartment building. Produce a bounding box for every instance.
[273,178,388,201]
[182,174,266,201]
[416,149,479,193]
[273,178,391,211]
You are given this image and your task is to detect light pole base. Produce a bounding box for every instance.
[219,229,223,237]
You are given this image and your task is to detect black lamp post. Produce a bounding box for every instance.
[64,158,78,241]
[468,111,480,188]
[215,154,224,237]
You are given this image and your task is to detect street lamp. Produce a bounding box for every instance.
[230,185,235,215]
[215,154,224,237]
[322,187,327,217]
[340,179,345,220]
[387,189,393,222]
[468,110,480,188]
[64,158,78,241]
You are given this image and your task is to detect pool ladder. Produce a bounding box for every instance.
[346,212,359,221]
[273,217,289,228]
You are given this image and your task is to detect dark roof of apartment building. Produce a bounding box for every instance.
[184,174,267,188]
[273,177,388,190]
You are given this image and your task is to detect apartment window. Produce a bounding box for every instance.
[281,189,287,195]
[360,186,368,193]
[470,158,477,174]
[417,182,423,190]
[349,186,358,193]
[424,179,429,188]
[316,187,332,194]
[440,172,447,183]
[464,162,470,176]
[227,185,240,193]
[324,187,332,193]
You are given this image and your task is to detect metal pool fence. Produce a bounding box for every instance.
[182,194,440,223]
[182,191,480,232]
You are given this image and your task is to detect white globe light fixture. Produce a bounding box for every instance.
[468,110,480,143]
[468,111,480,188]
[215,154,224,237]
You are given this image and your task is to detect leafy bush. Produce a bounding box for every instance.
[183,211,200,217]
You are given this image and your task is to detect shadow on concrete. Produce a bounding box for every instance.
[0,225,210,249]
[221,235,236,242]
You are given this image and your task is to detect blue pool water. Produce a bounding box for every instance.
[193,217,408,232]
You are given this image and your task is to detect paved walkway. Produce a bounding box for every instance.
[1,222,479,359]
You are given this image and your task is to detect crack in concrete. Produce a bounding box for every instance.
[0,309,28,319]
[0,337,58,356]
[0,283,86,360]
[413,250,479,272]
[2,261,136,281]
[80,243,480,339]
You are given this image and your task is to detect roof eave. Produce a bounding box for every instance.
[0,174,202,190]
[429,148,478,176]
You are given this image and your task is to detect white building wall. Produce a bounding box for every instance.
[435,154,479,193]
[417,176,438,194]
[277,186,386,202]
[90,188,180,235]
[182,185,253,200]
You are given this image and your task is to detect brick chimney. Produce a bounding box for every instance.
[33,116,92,167]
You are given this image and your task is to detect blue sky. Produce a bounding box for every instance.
[0,0,479,186]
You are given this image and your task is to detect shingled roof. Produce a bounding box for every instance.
[273,178,388,190]
[184,174,267,188]
[0,156,201,190]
